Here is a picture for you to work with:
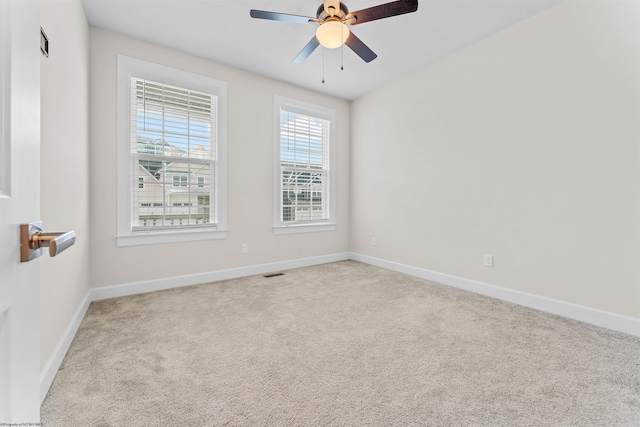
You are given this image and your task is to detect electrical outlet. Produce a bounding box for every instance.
[241,244,248,254]
[371,237,376,246]
[484,254,493,267]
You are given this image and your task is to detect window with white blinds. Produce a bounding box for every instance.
[274,96,336,234]
[132,78,216,231]
[117,55,227,246]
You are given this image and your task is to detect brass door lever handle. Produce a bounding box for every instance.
[20,221,76,262]
[30,231,76,257]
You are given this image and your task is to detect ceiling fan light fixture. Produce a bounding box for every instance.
[316,21,350,49]
[251,0,419,63]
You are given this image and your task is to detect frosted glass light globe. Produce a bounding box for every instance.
[316,21,350,49]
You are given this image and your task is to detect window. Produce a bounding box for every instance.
[273,96,335,234]
[117,56,227,246]
[172,175,187,187]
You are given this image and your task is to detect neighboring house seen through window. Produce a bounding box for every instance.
[117,56,227,246]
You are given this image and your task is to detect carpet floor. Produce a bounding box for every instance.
[41,260,640,426]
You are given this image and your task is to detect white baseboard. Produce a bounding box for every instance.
[90,252,351,301]
[39,291,92,404]
[350,252,640,338]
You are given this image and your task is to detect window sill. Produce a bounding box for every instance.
[116,228,228,247]
[273,223,336,235]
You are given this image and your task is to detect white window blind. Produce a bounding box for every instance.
[279,108,330,223]
[131,78,217,231]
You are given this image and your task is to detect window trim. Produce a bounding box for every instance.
[116,55,227,246]
[273,96,336,235]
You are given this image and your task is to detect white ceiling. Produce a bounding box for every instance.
[81,0,561,101]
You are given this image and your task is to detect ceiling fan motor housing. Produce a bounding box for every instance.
[316,2,350,22]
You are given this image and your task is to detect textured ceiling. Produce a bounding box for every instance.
[81,0,561,100]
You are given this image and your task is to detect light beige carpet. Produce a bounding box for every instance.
[41,261,640,426]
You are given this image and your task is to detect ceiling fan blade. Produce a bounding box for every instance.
[250,9,315,24]
[293,36,320,64]
[347,0,418,25]
[345,32,377,63]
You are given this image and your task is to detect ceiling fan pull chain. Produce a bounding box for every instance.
[341,25,344,71]
[322,48,325,84]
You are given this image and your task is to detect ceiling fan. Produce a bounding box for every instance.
[250,0,419,64]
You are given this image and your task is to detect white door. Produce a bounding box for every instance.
[0,0,42,423]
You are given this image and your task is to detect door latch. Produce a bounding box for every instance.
[20,221,76,262]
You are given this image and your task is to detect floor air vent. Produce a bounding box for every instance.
[263,272,285,278]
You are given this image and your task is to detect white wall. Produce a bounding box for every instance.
[350,0,640,319]
[40,0,91,370]
[89,29,350,288]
